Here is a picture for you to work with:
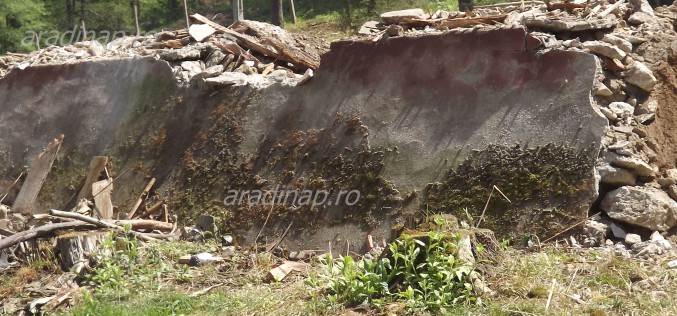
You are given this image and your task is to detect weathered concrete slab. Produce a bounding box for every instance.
[0,28,606,249]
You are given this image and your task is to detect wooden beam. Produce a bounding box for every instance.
[127,178,156,219]
[12,135,64,215]
[76,156,108,203]
[92,179,114,219]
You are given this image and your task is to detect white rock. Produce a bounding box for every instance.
[380,9,428,24]
[582,41,627,60]
[602,34,633,54]
[624,61,657,92]
[204,72,249,87]
[598,164,636,186]
[594,82,613,97]
[608,102,635,119]
[625,233,642,245]
[635,99,658,115]
[668,260,677,268]
[188,24,216,42]
[601,185,677,231]
[88,40,105,56]
[612,156,656,177]
[160,47,202,61]
[599,107,617,121]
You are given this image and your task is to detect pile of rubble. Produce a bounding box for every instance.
[0,14,328,88]
[362,0,677,261]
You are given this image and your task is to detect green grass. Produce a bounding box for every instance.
[66,280,331,316]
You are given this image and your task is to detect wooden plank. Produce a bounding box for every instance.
[127,178,156,219]
[12,135,64,215]
[92,179,114,219]
[76,156,108,203]
[190,14,319,70]
[438,14,508,30]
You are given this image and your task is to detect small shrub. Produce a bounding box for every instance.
[310,231,478,313]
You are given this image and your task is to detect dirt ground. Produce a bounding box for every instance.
[640,7,677,170]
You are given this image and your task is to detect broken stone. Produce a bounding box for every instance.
[0,204,8,219]
[192,65,224,81]
[457,236,475,265]
[628,0,655,25]
[608,102,635,120]
[0,219,10,231]
[650,231,672,250]
[584,217,609,244]
[612,156,656,177]
[599,107,617,121]
[604,58,625,72]
[602,34,633,54]
[656,177,675,188]
[582,41,627,60]
[297,68,314,86]
[523,15,617,32]
[380,8,428,24]
[386,24,404,37]
[7,213,25,231]
[189,23,216,42]
[178,252,224,266]
[598,163,637,186]
[359,21,381,35]
[160,47,202,61]
[616,33,647,45]
[625,233,641,245]
[624,61,657,92]
[196,214,217,233]
[88,41,105,56]
[594,82,613,97]
[634,98,658,115]
[601,185,677,231]
[204,72,248,87]
[610,222,627,239]
[667,185,677,201]
[205,50,226,68]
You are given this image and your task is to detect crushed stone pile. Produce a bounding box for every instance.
[0,14,329,89]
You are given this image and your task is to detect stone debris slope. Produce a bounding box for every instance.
[0,14,329,88]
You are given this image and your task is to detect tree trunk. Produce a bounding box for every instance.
[270,0,284,27]
[366,0,377,16]
[288,0,297,24]
[459,0,474,11]
[343,0,352,30]
[232,0,243,21]
[56,231,107,271]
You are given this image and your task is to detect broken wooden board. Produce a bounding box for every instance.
[92,179,113,219]
[190,14,321,70]
[268,261,310,282]
[523,15,617,32]
[75,156,108,203]
[438,14,508,30]
[12,135,64,215]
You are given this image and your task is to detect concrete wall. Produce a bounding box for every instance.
[0,28,607,250]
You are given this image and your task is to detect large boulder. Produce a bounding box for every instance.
[601,185,677,231]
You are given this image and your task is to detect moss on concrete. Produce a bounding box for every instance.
[421,144,595,239]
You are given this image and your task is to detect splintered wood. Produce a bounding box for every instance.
[12,135,64,215]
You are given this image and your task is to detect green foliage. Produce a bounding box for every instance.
[0,0,49,53]
[310,231,477,313]
[84,230,191,290]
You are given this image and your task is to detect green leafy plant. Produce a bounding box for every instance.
[310,231,478,313]
[84,229,186,290]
